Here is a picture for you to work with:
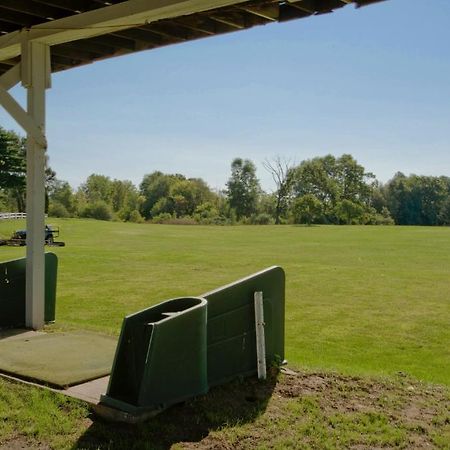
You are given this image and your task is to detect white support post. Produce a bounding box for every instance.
[22,40,51,330]
[254,291,267,380]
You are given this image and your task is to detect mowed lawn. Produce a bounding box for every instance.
[0,219,449,386]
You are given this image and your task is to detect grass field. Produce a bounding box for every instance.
[0,219,449,449]
[1,219,449,385]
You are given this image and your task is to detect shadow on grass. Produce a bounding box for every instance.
[74,372,278,450]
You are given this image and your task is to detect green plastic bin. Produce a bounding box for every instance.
[0,253,58,328]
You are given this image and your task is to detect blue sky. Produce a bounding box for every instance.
[1,0,449,192]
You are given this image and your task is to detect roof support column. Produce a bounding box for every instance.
[22,39,51,330]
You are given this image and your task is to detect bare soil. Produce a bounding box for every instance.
[2,368,449,449]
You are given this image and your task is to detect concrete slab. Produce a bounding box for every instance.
[0,328,45,341]
[65,376,110,404]
[0,329,157,423]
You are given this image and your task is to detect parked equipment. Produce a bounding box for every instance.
[0,225,65,247]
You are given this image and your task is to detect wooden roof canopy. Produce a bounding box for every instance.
[0,0,386,77]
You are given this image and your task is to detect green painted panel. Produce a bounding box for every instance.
[101,266,285,416]
[203,266,285,386]
[0,253,58,327]
[102,297,208,413]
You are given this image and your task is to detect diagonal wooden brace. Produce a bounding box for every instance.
[0,63,21,91]
[0,84,47,149]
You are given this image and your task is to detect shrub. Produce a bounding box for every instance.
[151,212,174,224]
[152,213,197,225]
[250,213,274,225]
[80,201,113,221]
[48,202,70,218]
[128,210,144,223]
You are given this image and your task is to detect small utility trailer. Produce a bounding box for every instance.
[0,225,65,247]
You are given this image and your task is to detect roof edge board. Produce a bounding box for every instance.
[0,0,250,63]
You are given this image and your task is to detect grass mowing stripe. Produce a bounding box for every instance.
[0,219,449,385]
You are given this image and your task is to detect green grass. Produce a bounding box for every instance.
[1,219,449,385]
[1,370,449,449]
[0,219,449,449]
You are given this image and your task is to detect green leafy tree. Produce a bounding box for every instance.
[0,127,26,211]
[80,200,113,221]
[292,194,323,225]
[292,155,339,210]
[49,180,75,215]
[110,179,142,220]
[334,199,365,224]
[0,126,56,212]
[193,202,222,224]
[226,158,261,220]
[141,172,215,219]
[81,174,113,204]
[291,154,375,223]
[438,197,450,225]
[370,183,388,213]
[336,154,376,204]
[385,173,450,225]
[139,171,182,219]
[171,178,214,217]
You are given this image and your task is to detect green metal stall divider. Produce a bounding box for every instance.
[203,266,285,387]
[101,297,208,414]
[0,253,58,328]
[101,266,285,416]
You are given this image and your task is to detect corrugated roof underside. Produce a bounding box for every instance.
[0,0,386,75]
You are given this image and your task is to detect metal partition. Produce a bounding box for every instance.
[101,266,285,416]
[204,266,285,387]
[0,253,58,328]
[102,297,208,414]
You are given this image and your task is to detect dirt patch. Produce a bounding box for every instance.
[3,368,449,449]
[176,369,450,450]
[0,435,50,450]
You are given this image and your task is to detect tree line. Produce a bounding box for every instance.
[1,126,449,226]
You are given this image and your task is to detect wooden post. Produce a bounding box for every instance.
[22,40,51,330]
[254,291,266,380]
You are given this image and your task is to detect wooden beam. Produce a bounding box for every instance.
[171,19,215,35]
[51,45,98,62]
[0,63,21,90]
[37,0,103,14]
[60,38,117,56]
[237,4,279,21]
[0,0,67,20]
[209,14,245,29]
[0,21,19,34]
[0,87,47,148]
[0,0,248,63]
[286,0,316,14]
[0,8,49,28]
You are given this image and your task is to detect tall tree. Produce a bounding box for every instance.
[292,194,323,225]
[111,179,141,219]
[226,158,261,220]
[0,127,26,211]
[1,126,58,213]
[292,155,339,210]
[263,157,294,224]
[48,180,75,214]
[291,154,375,223]
[81,174,113,204]
[385,173,450,225]
[140,171,181,219]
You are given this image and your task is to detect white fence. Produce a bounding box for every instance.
[0,212,27,220]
